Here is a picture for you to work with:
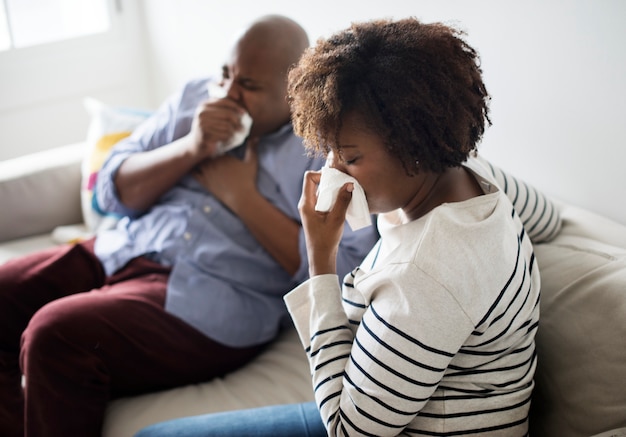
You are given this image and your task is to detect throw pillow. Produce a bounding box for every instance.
[81,97,151,233]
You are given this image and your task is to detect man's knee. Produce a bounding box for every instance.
[21,298,99,370]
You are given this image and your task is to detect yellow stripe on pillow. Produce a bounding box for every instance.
[87,131,132,173]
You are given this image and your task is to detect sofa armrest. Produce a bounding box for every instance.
[530,201,626,436]
[0,143,84,242]
[555,198,626,249]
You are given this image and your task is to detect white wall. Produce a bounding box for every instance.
[0,0,153,161]
[139,0,626,224]
[1,0,623,225]
[140,0,626,225]
[144,0,626,224]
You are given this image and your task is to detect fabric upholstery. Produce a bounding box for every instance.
[531,233,626,436]
[0,143,83,243]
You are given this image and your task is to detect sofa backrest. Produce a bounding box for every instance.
[0,143,84,242]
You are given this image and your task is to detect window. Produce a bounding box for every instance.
[0,0,111,51]
[0,0,149,163]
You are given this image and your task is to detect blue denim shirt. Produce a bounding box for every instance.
[94,78,379,347]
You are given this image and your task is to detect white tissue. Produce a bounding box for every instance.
[207,81,252,156]
[315,165,371,231]
[214,112,252,155]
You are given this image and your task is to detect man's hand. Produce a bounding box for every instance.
[188,97,249,160]
[114,98,249,212]
[193,138,302,276]
[193,138,260,211]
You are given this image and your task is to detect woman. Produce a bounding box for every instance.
[137,17,560,437]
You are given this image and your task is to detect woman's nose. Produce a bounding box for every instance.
[327,151,345,172]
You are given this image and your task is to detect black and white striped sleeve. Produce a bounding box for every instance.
[475,155,562,243]
[286,272,473,436]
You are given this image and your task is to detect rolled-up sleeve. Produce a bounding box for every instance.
[94,148,139,217]
[94,85,194,218]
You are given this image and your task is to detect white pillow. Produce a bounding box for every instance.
[81,97,151,233]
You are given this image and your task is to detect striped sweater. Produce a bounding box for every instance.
[285,156,561,436]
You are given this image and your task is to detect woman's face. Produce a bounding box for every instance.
[329,112,424,215]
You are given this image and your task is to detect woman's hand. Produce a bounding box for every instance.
[299,170,353,277]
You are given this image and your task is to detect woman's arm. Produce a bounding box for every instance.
[285,271,472,436]
[474,155,562,242]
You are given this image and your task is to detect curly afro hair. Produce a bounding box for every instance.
[288,17,491,174]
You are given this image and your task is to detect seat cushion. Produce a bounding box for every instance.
[531,235,626,436]
[102,327,313,437]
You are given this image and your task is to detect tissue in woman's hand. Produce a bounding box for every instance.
[315,166,371,230]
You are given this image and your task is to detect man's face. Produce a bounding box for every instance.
[220,42,291,137]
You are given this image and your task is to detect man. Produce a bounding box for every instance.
[0,15,379,437]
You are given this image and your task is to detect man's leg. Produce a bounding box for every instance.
[0,239,105,437]
[21,255,267,437]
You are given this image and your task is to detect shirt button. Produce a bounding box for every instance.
[183,232,191,241]
[203,205,211,213]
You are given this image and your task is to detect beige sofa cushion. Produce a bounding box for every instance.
[531,233,626,436]
[102,327,313,437]
[0,233,58,264]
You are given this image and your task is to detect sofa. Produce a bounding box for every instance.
[1,142,625,437]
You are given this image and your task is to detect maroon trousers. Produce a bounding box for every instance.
[0,239,266,437]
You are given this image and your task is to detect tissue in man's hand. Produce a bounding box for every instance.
[207,81,253,156]
[214,112,252,156]
[315,166,371,231]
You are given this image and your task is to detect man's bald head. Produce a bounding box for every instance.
[221,15,310,136]
[235,15,310,76]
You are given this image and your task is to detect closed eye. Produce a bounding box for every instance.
[337,146,361,165]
